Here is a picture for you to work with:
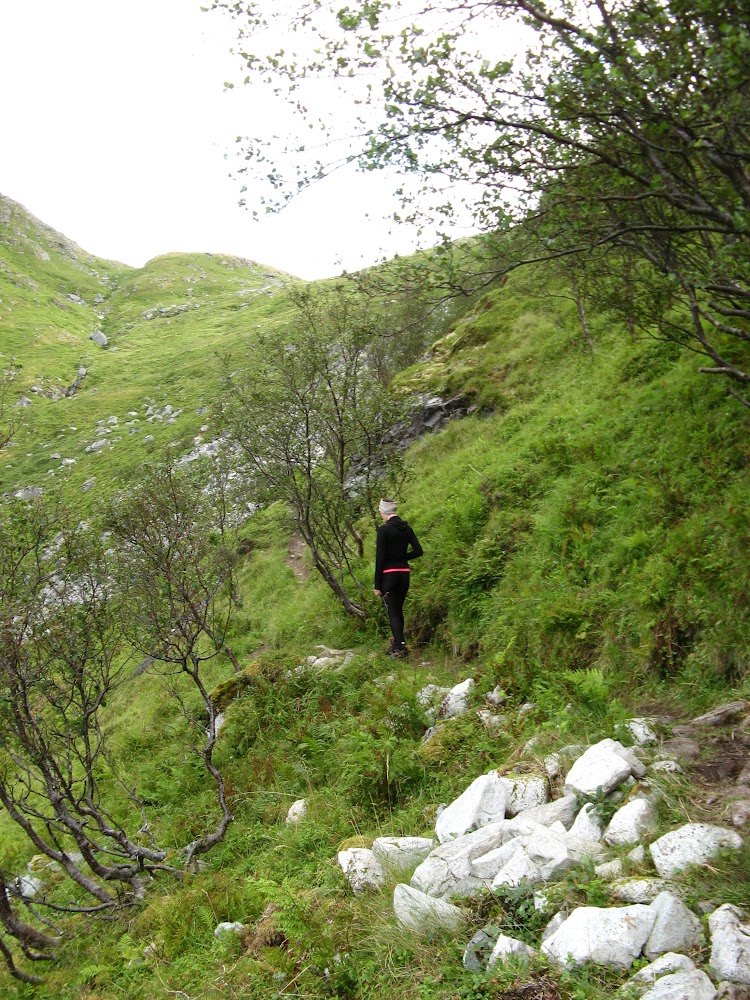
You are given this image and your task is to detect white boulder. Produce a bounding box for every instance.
[564,739,634,796]
[542,904,655,969]
[214,921,244,938]
[604,797,658,847]
[491,847,542,888]
[569,802,605,841]
[486,934,536,967]
[435,771,507,843]
[411,821,512,899]
[517,794,577,830]
[709,905,750,985]
[337,848,386,894]
[372,837,435,873]
[393,883,465,934]
[631,952,697,984]
[595,859,624,880]
[612,878,678,904]
[441,678,476,720]
[285,798,307,824]
[639,970,718,1000]
[650,824,743,877]
[471,837,525,881]
[627,718,660,746]
[497,773,549,816]
[644,891,704,960]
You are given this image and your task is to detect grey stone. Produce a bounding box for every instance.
[13,486,43,500]
[658,738,702,761]
[644,891,704,959]
[604,797,658,847]
[338,848,386,894]
[487,933,536,967]
[728,801,750,829]
[497,773,549,817]
[393,883,465,934]
[716,984,750,1000]
[471,837,525,880]
[612,878,679,904]
[650,824,743,877]
[564,739,634,796]
[627,718,660,746]
[631,952,696,984]
[709,905,750,985]
[214,921,243,938]
[89,330,108,347]
[692,702,749,726]
[570,802,605,841]
[435,770,507,843]
[372,837,435,873]
[541,903,655,969]
[595,859,624,880]
[639,969,717,1000]
[517,794,578,830]
[411,820,514,899]
[85,439,108,453]
[285,799,307,824]
[463,927,497,971]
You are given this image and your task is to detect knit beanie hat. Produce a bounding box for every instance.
[379,498,398,516]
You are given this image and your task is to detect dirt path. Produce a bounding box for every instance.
[286,532,311,582]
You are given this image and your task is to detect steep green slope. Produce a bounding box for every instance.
[0,209,748,1000]
[0,195,297,500]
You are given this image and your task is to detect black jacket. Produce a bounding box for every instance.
[374,516,423,591]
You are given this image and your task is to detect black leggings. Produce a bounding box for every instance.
[382,572,410,648]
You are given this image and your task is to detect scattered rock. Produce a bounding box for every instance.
[441,678,475,720]
[564,739,634,796]
[728,800,750,829]
[644,890,704,959]
[89,330,108,347]
[639,969,718,1000]
[463,927,497,971]
[85,439,109,453]
[595,859,624,880]
[486,933,536,966]
[393,883,465,934]
[627,718,660,746]
[338,848,386,894]
[612,878,680,904]
[631,952,697,984]
[709,905,750,985]
[604,797,658,846]
[214,921,244,938]
[693,702,749,727]
[569,802,605,841]
[650,823,743,877]
[435,771,507,843]
[372,837,435,873]
[13,486,43,500]
[285,799,307,824]
[498,772,549,817]
[542,903,655,969]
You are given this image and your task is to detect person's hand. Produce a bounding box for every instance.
[374,589,382,598]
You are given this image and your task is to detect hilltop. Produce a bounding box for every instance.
[0,197,749,999]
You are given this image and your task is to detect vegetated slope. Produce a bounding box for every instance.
[1,210,749,999]
[0,194,297,501]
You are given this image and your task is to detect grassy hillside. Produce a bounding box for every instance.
[1,194,297,502]
[0,201,748,999]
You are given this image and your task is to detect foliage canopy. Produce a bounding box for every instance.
[218,0,750,400]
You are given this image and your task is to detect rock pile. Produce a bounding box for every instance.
[335,700,749,996]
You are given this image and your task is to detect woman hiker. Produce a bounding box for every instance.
[374,498,423,658]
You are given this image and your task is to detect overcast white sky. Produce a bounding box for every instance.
[0,0,444,279]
